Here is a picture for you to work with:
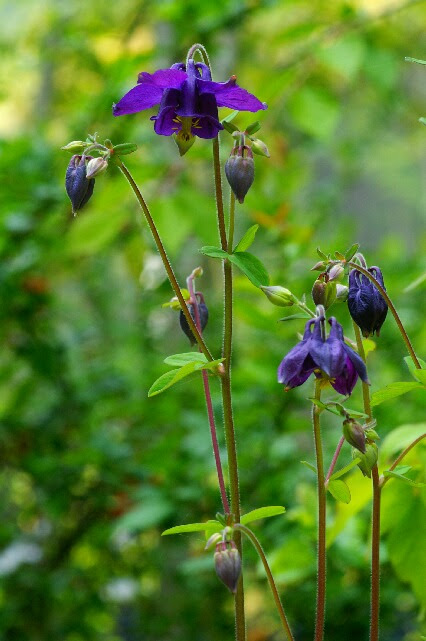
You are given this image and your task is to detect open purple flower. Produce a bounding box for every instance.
[348,267,388,338]
[113,59,267,149]
[278,317,368,396]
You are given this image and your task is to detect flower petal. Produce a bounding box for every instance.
[152,105,180,136]
[331,355,358,396]
[113,84,164,116]
[198,77,267,112]
[342,344,369,383]
[137,68,187,89]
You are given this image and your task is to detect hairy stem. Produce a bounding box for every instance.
[348,261,420,369]
[312,379,326,641]
[353,322,380,641]
[235,524,295,641]
[228,191,236,252]
[116,158,213,361]
[187,273,230,513]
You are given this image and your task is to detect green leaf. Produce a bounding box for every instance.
[245,121,260,135]
[330,458,361,480]
[234,224,259,252]
[164,352,208,367]
[381,424,426,462]
[301,460,317,474]
[405,56,426,65]
[113,143,138,156]
[279,313,311,321]
[162,520,221,536]
[344,243,359,261]
[371,381,424,406]
[148,359,224,397]
[403,356,426,384]
[199,246,228,259]
[240,506,286,525]
[334,251,345,260]
[228,251,269,288]
[327,479,351,503]
[222,120,239,134]
[420,117,426,126]
[222,110,239,123]
[383,467,425,488]
[316,247,328,259]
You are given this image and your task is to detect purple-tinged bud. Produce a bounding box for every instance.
[86,156,108,179]
[214,541,241,594]
[311,261,328,272]
[179,302,209,345]
[348,267,388,338]
[65,155,95,215]
[225,146,255,204]
[312,279,336,309]
[328,264,345,282]
[261,285,296,307]
[352,442,378,478]
[343,418,366,453]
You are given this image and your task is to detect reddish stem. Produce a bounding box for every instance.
[324,437,345,485]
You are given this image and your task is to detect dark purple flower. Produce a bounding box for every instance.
[179,301,209,345]
[348,267,388,338]
[214,541,241,594]
[113,59,267,144]
[278,317,368,395]
[65,154,95,215]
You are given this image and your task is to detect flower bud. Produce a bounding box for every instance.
[61,141,88,153]
[343,418,366,453]
[348,267,388,338]
[335,284,348,302]
[364,426,380,441]
[214,541,241,594]
[352,442,378,478]
[86,157,108,179]
[179,302,209,345]
[260,285,296,307]
[311,279,336,310]
[225,146,255,204]
[311,261,327,272]
[328,264,345,282]
[250,138,270,157]
[65,155,95,215]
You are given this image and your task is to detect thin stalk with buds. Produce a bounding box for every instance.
[312,378,326,641]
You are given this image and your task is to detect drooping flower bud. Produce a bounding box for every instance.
[86,156,108,179]
[328,264,345,282]
[343,418,366,453]
[179,301,209,345]
[225,146,255,204]
[260,285,296,307]
[61,141,88,153]
[348,267,388,338]
[214,541,241,594]
[65,155,95,215]
[352,442,378,478]
[250,138,270,157]
[311,279,336,310]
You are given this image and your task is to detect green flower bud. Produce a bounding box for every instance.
[312,279,336,310]
[343,418,366,453]
[61,141,88,153]
[328,264,345,282]
[250,138,270,157]
[260,285,296,307]
[86,157,108,179]
[352,442,378,478]
[335,284,348,302]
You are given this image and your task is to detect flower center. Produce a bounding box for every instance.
[172,115,202,140]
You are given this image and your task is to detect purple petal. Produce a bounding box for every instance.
[191,114,223,139]
[342,344,369,384]
[278,342,313,386]
[152,105,179,136]
[309,318,344,378]
[198,77,267,112]
[137,68,187,89]
[331,355,358,396]
[113,84,164,116]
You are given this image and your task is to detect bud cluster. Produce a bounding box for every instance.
[343,417,380,478]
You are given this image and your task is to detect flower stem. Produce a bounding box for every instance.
[228,191,236,252]
[187,272,230,514]
[380,432,426,488]
[116,157,213,362]
[212,134,246,641]
[235,524,295,641]
[324,436,345,486]
[352,321,380,641]
[312,379,326,641]
[348,261,421,369]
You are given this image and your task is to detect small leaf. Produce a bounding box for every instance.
[240,506,286,525]
[234,224,259,252]
[334,251,345,260]
[344,243,359,261]
[162,520,222,536]
[383,469,425,487]
[317,247,328,259]
[420,117,426,126]
[164,352,208,367]
[301,460,317,474]
[309,398,332,414]
[345,408,369,419]
[279,313,311,321]
[330,458,361,480]
[222,121,239,134]
[222,110,239,123]
[113,143,138,156]
[245,121,260,135]
[148,361,205,397]
[199,246,228,259]
[405,56,426,65]
[327,479,351,503]
[403,356,426,385]
[371,382,424,406]
[228,251,269,288]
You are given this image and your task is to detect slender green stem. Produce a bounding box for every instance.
[235,524,295,641]
[116,158,213,362]
[380,432,426,488]
[352,321,380,641]
[348,261,421,369]
[212,134,245,640]
[228,191,236,252]
[312,379,326,641]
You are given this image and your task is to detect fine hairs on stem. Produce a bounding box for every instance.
[312,379,326,641]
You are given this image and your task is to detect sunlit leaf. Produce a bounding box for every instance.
[164,352,208,367]
[234,225,259,252]
[199,246,228,259]
[370,382,424,406]
[162,520,222,535]
[228,251,269,288]
[240,506,286,525]
[330,458,361,481]
[403,356,426,385]
[327,479,351,503]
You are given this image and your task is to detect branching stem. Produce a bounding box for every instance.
[312,379,326,641]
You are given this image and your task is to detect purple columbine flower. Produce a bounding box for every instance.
[113,59,267,147]
[348,267,388,338]
[278,317,368,396]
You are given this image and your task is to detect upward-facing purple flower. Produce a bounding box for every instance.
[278,317,368,396]
[348,267,388,338]
[113,59,267,145]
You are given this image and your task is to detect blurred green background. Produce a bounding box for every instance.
[0,0,425,640]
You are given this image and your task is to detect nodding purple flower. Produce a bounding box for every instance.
[278,317,368,396]
[348,267,388,338]
[65,154,95,215]
[113,60,267,146]
[179,300,209,345]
